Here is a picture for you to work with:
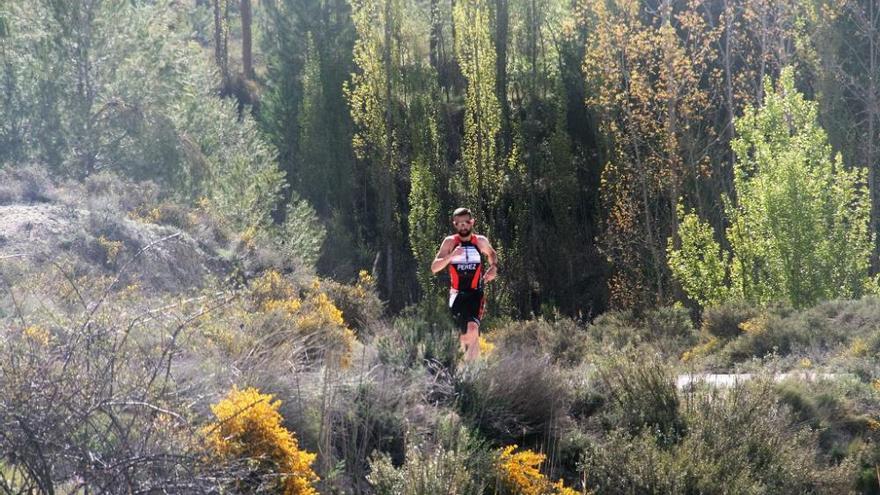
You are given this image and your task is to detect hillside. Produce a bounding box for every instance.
[1,170,879,493]
[5,0,880,493]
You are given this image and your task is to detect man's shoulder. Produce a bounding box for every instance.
[441,235,459,246]
[473,234,490,244]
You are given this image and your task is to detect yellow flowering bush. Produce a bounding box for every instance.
[315,270,383,334]
[848,337,869,357]
[251,270,298,309]
[496,445,581,495]
[249,271,356,367]
[97,235,124,264]
[202,386,319,495]
[681,335,720,363]
[738,314,768,335]
[22,325,51,346]
[128,205,164,224]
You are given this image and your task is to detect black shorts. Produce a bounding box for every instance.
[449,289,485,334]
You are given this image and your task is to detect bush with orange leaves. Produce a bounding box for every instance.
[203,386,319,495]
[496,445,583,495]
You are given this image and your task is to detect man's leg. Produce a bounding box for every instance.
[463,321,480,362]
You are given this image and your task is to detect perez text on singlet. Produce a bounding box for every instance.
[448,235,482,292]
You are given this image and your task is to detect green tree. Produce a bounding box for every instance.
[669,68,875,308]
[346,0,407,305]
[0,0,296,245]
[408,89,446,296]
[453,0,502,230]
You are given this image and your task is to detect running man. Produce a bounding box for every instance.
[430,207,498,362]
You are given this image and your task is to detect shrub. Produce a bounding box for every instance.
[367,417,490,495]
[456,350,571,444]
[329,379,409,491]
[642,305,699,354]
[594,348,684,445]
[0,164,56,204]
[495,445,581,495]
[581,381,856,494]
[248,271,357,367]
[377,298,460,370]
[773,378,880,467]
[716,301,870,365]
[586,309,640,348]
[587,306,697,358]
[202,386,319,495]
[0,267,221,492]
[491,317,591,367]
[701,300,759,339]
[320,270,384,335]
[258,195,326,269]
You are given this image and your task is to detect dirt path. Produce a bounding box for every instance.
[676,371,848,389]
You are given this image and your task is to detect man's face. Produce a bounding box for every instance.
[453,216,474,236]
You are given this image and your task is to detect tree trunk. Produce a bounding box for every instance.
[240,0,254,79]
[212,0,228,84]
[869,0,880,269]
[495,0,511,157]
[383,0,396,306]
[430,0,440,70]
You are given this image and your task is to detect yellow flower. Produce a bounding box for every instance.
[497,445,546,495]
[479,335,495,355]
[97,235,124,264]
[202,386,319,495]
[23,325,51,346]
[252,270,297,308]
[264,298,303,315]
[681,335,719,363]
[849,337,869,357]
[496,445,582,495]
[739,315,768,335]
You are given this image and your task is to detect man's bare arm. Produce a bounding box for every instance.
[431,238,460,274]
[477,236,499,282]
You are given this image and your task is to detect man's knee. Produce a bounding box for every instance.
[466,322,479,339]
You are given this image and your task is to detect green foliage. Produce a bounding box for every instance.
[667,204,730,307]
[2,0,191,178]
[587,306,698,358]
[179,94,287,235]
[259,193,327,268]
[700,300,759,340]
[452,0,502,223]
[670,67,875,309]
[581,382,856,494]
[366,417,490,495]
[408,90,445,296]
[377,298,460,369]
[456,349,571,444]
[490,317,591,367]
[594,348,684,445]
[712,297,880,366]
[1,0,293,240]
